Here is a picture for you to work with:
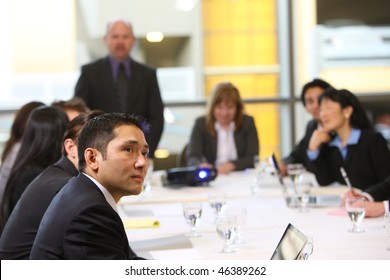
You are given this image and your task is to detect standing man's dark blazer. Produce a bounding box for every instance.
[0,156,78,259]
[30,173,141,260]
[282,119,317,172]
[187,114,259,170]
[74,57,164,158]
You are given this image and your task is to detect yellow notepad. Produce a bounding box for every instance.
[123,218,160,229]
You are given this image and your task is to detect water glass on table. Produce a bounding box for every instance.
[216,213,238,253]
[298,236,314,260]
[287,163,304,191]
[345,197,366,233]
[182,202,202,238]
[227,207,247,244]
[294,175,311,212]
[208,192,227,222]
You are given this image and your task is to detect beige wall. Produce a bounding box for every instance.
[10,0,76,72]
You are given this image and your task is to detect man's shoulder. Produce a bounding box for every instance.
[81,57,108,70]
[131,59,156,72]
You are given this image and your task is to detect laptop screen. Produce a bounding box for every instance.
[270,223,308,260]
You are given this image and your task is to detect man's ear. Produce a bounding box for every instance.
[64,139,77,159]
[84,148,99,171]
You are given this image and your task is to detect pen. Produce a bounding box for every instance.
[340,167,352,190]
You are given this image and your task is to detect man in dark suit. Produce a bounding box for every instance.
[0,111,102,259]
[74,19,164,159]
[30,113,149,259]
[279,78,332,176]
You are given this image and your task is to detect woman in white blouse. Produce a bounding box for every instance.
[187,82,259,174]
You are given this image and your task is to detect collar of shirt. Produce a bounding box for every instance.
[329,128,361,160]
[82,172,119,213]
[214,121,237,166]
[215,121,235,132]
[108,56,131,82]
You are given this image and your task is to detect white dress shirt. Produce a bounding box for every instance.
[83,173,118,213]
[215,122,238,166]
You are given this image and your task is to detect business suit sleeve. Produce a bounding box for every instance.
[363,134,390,200]
[305,144,337,186]
[64,204,136,260]
[365,176,390,202]
[74,65,93,107]
[232,116,259,170]
[145,69,164,158]
[283,120,316,166]
[187,117,207,167]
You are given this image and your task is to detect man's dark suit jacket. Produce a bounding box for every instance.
[0,156,78,259]
[187,115,259,170]
[282,119,317,172]
[365,175,390,202]
[30,173,141,260]
[306,130,390,192]
[74,57,164,157]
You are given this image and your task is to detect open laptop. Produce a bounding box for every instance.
[270,223,308,260]
[270,153,342,208]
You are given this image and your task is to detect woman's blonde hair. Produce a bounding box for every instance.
[205,81,244,136]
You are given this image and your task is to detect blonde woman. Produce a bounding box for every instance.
[187,82,259,174]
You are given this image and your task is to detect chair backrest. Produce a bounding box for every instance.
[176,143,189,167]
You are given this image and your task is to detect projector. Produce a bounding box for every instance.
[163,166,218,186]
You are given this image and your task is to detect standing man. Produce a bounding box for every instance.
[279,78,333,176]
[30,113,149,259]
[74,18,164,158]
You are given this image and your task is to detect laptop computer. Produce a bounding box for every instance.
[270,153,342,208]
[270,223,308,260]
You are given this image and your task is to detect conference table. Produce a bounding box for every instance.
[118,169,390,260]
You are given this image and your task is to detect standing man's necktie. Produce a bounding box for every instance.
[116,63,129,112]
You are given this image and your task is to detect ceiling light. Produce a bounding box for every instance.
[146,32,164,42]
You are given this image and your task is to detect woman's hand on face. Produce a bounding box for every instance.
[308,128,332,151]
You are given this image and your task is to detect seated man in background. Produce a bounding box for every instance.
[51,97,90,121]
[30,113,149,259]
[279,78,333,176]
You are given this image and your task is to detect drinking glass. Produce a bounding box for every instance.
[216,214,238,253]
[345,197,366,233]
[294,176,311,212]
[253,155,261,172]
[298,236,314,260]
[227,207,247,244]
[208,192,226,222]
[250,173,261,197]
[182,202,202,238]
[287,163,304,193]
[384,212,390,251]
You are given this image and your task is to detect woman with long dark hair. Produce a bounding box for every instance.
[0,101,45,204]
[0,106,69,233]
[307,88,390,190]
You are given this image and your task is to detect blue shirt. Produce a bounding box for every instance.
[307,128,362,161]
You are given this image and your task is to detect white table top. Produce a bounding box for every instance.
[118,170,390,260]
